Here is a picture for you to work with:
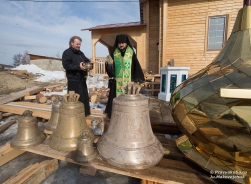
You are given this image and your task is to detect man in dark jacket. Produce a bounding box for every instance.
[105,34,145,118]
[62,36,90,116]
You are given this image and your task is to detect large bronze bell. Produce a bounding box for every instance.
[73,129,97,163]
[48,91,94,151]
[10,110,46,148]
[44,96,64,131]
[97,83,164,169]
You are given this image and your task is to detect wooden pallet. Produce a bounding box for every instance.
[3,159,58,184]
[0,134,218,184]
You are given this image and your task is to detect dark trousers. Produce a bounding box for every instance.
[68,80,90,116]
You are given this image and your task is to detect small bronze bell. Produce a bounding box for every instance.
[48,91,95,151]
[97,83,164,169]
[10,110,46,148]
[73,129,97,163]
[45,96,64,131]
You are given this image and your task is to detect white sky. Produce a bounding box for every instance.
[0,0,140,65]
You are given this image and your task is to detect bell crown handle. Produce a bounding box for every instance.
[80,129,90,138]
[121,82,142,95]
[121,84,127,94]
[63,91,80,102]
[22,110,33,117]
[74,94,80,101]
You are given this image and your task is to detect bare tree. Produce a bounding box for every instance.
[13,53,22,67]
[21,51,30,65]
[12,51,30,67]
[55,52,61,59]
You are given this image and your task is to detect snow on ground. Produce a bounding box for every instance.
[12,64,65,82]
[11,64,108,89]
[11,64,108,111]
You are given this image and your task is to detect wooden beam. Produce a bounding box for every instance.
[45,84,64,91]
[79,156,212,184]
[0,112,14,120]
[0,102,51,119]
[162,0,168,67]
[25,87,46,97]
[140,180,163,184]
[0,86,45,105]
[23,95,37,101]
[0,143,25,167]
[0,120,17,134]
[3,159,58,184]
[22,137,215,184]
[79,165,97,176]
[23,138,80,166]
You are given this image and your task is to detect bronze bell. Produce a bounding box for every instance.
[10,110,46,149]
[73,129,97,163]
[97,83,164,169]
[48,91,95,151]
[45,96,64,131]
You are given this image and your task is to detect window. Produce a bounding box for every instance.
[208,15,227,50]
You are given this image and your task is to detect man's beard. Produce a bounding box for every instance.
[119,46,127,52]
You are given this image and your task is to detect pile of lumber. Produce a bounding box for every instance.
[89,86,109,104]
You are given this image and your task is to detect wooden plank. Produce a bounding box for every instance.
[25,87,46,97]
[79,156,213,184]
[3,163,40,184]
[0,86,45,105]
[0,120,17,134]
[0,103,51,119]
[90,109,105,115]
[45,84,63,91]
[3,159,58,184]
[22,138,216,184]
[79,165,97,176]
[9,102,51,109]
[23,138,77,163]
[140,180,163,184]
[23,95,37,101]
[0,143,26,167]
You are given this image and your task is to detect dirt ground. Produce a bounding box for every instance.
[0,70,51,95]
[0,70,141,184]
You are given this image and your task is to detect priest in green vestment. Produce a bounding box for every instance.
[105,34,145,118]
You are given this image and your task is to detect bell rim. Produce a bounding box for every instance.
[98,151,163,170]
[10,133,46,149]
[97,138,164,169]
[74,150,98,163]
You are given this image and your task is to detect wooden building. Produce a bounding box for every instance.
[82,0,243,76]
[29,54,63,71]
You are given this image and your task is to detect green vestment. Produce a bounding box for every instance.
[113,46,133,96]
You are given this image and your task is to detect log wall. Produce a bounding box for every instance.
[163,0,243,75]
[148,0,160,73]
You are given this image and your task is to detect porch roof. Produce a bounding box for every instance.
[81,21,146,31]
